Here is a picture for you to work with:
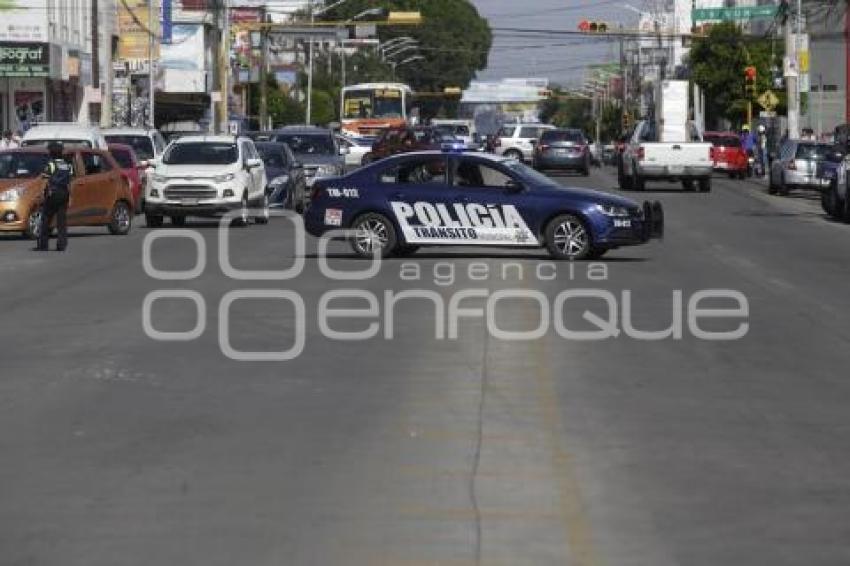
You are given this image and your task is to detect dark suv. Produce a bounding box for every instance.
[269,127,346,196]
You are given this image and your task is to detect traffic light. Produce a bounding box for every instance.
[744,66,757,95]
[578,20,609,33]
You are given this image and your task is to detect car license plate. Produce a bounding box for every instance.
[181,198,199,206]
[669,165,684,174]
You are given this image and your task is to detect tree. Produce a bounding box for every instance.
[323,0,492,93]
[689,22,783,128]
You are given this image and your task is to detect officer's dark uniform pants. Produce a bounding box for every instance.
[37,196,69,251]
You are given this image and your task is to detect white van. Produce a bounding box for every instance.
[21,123,108,150]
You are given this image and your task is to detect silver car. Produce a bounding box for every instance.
[769,140,832,195]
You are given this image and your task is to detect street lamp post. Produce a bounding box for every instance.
[307,0,355,124]
[390,55,424,80]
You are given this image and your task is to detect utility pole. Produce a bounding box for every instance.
[219,0,231,133]
[259,9,269,130]
[785,8,799,139]
[306,5,314,125]
[91,0,100,125]
[148,0,155,128]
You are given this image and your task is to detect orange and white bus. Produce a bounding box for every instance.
[340,82,414,140]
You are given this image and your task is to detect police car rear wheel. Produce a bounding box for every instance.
[546,214,592,260]
[351,213,397,258]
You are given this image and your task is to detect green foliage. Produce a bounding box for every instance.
[539,89,624,142]
[310,89,337,126]
[323,0,492,93]
[689,21,784,127]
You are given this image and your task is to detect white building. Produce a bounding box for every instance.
[0,0,117,131]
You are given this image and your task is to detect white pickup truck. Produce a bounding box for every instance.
[619,119,714,192]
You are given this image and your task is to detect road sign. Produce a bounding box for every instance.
[758,90,779,110]
[693,5,778,21]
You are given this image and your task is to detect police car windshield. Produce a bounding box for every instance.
[0,152,48,178]
[275,134,334,155]
[163,143,238,165]
[104,135,154,160]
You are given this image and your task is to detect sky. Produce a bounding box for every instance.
[470,0,645,86]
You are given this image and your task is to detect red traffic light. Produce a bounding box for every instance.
[578,20,608,32]
[744,66,757,80]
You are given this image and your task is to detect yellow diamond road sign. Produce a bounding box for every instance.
[758,90,779,110]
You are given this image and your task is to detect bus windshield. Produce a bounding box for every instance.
[343,89,404,120]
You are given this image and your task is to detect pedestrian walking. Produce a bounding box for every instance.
[35,142,73,252]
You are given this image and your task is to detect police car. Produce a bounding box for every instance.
[303,149,664,260]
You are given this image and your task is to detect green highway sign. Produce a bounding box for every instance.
[693,5,778,21]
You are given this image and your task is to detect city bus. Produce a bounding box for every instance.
[340,82,414,140]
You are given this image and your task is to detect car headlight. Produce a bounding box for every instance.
[152,173,168,184]
[214,173,235,183]
[595,203,631,217]
[269,175,289,187]
[0,187,23,202]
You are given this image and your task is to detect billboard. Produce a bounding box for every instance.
[0,2,48,42]
[0,42,49,77]
[159,24,206,93]
[119,0,157,64]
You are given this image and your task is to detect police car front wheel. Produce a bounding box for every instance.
[350,213,398,258]
[545,214,594,260]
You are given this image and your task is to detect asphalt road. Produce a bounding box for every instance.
[2,166,850,566]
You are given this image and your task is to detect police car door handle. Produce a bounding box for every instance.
[390,192,406,199]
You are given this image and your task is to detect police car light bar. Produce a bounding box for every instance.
[441,141,466,153]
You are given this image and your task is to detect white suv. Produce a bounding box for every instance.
[144,135,268,227]
[495,122,555,162]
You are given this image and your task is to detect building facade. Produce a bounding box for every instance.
[803,3,847,136]
[0,0,116,131]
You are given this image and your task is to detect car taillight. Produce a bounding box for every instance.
[637,147,645,161]
[538,144,549,152]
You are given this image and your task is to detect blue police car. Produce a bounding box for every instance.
[304,150,664,260]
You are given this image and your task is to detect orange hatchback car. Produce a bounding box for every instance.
[0,148,134,239]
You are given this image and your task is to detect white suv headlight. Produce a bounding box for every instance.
[0,187,23,202]
[152,173,168,184]
[214,173,235,183]
[595,204,630,217]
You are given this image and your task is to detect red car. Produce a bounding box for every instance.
[365,126,454,162]
[704,132,749,179]
[108,143,146,213]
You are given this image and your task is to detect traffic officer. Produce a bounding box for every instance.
[36,142,73,252]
